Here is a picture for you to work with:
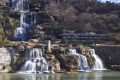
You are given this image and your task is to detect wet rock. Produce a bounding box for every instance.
[11,54,24,72]
[86,54,95,68]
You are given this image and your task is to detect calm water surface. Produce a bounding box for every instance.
[0,71,120,80]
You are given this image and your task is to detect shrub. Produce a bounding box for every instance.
[0,14,4,20]
[67,52,71,56]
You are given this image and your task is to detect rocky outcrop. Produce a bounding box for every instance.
[44,54,61,72]
[56,54,79,71]
[0,47,15,72]
[10,53,24,72]
[86,53,95,68]
[29,0,46,11]
[29,25,45,40]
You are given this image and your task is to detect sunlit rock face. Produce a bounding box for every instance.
[56,54,79,71]
[44,54,61,72]
[0,48,15,72]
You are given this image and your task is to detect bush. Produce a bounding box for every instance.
[0,14,4,20]
[79,44,85,52]
[67,52,71,56]
[108,32,120,43]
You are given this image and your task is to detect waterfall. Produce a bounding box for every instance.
[12,0,37,41]
[14,27,26,41]
[19,48,54,73]
[90,49,105,70]
[70,49,90,71]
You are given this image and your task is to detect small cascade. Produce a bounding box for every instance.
[20,48,54,73]
[12,0,37,41]
[70,49,90,71]
[14,27,26,41]
[90,49,105,70]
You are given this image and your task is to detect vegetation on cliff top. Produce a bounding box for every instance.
[0,5,19,47]
[0,0,120,44]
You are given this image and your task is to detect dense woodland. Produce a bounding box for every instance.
[0,0,120,46]
[47,0,120,42]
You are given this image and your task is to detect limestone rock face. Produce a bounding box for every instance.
[57,54,79,71]
[11,53,24,72]
[0,47,15,72]
[44,54,61,72]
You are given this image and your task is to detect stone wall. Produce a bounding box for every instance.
[0,47,15,70]
[94,46,120,69]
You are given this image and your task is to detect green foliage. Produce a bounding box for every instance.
[67,52,71,56]
[0,14,4,20]
[107,33,120,43]
[85,47,91,51]
[62,39,69,44]
[75,44,85,54]
[47,0,120,43]
[79,44,85,52]
[0,34,10,47]
[0,5,20,47]
[86,54,95,68]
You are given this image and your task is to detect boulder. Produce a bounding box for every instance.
[47,60,61,72]
[44,54,61,72]
[57,54,79,71]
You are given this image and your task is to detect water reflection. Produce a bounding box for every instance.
[0,71,120,80]
[94,71,103,80]
[0,73,61,80]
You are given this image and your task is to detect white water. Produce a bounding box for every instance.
[14,27,26,41]
[90,49,105,70]
[70,49,90,71]
[19,48,54,73]
[12,0,37,41]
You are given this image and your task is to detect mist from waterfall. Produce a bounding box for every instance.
[12,0,37,41]
[70,49,90,71]
[19,48,54,73]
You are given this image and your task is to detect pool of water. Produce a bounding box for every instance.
[0,70,120,80]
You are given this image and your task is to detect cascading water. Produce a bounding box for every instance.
[90,49,105,70]
[14,27,26,41]
[12,0,37,41]
[70,49,90,71]
[19,48,54,73]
